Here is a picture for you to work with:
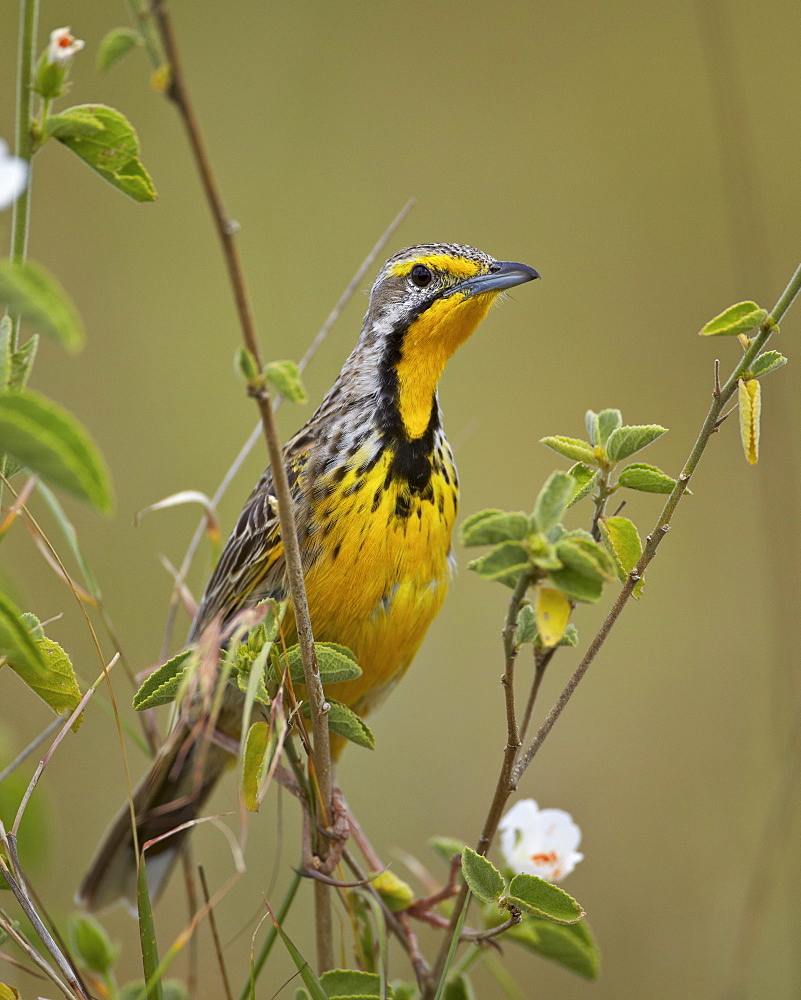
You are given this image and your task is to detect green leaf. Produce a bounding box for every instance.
[97,27,143,72]
[531,471,575,535]
[234,346,259,382]
[0,259,83,351]
[596,409,622,445]
[699,300,768,337]
[506,914,600,980]
[516,603,537,645]
[68,913,119,974]
[558,623,579,647]
[566,463,599,508]
[0,390,113,513]
[539,436,595,464]
[461,848,506,904]
[505,873,585,924]
[599,516,644,598]
[137,857,164,1000]
[749,350,787,379]
[283,643,361,685]
[605,424,668,463]
[303,698,375,750]
[45,109,103,139]
[617,462,676,494]
[442,975,475,1000]
[28,635,83,726]
[133,650,194,710]
[242,721,270,812]
[548,566,603,604]
[264,360,308,404]
[555,536,614,582]
[20,611,44,640]
[429,836,467,869]
[319,969,383,999]
[467,541,530,588]
[56,104,157,203]
[0,592,48,681]
[459,509,528,547]
[273,920,328,1000]
[9,336,38,392]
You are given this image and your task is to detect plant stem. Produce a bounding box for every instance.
[511,263,801,785]
[149,0,334,969]
[426,572,530,996]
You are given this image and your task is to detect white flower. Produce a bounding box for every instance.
[47,27,85,64]
[0,140,28,211]
[499,798,583,883]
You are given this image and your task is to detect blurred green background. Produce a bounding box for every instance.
[2,1,800,997]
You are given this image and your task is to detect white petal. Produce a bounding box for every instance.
[0,143,28,211]
[538,808,582,852]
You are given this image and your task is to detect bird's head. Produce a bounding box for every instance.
[365,243,539,439]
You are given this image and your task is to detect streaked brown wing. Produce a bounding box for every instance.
[188,440,313,642]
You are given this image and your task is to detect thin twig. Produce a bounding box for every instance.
[198,865,234,1000]
[0,715,62,785]
[517,645,557,748]
[149,0,335,967]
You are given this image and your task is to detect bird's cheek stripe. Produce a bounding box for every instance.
[387,254,484,281]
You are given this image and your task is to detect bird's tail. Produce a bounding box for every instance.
[77,724,232,913]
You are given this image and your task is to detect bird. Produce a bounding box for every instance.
[78,243,539,911]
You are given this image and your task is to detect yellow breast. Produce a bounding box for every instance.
[283,447,457,722]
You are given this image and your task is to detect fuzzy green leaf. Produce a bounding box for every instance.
[749,350,788,379]
[467,541,530,588]
[738,378,761,466]
[0,259,83,350]
[584,410,599,445]
[540,435,596,464]
[56,104,157,203]
[242,721,270,812]
[556,536,614,582]
[133,650,194,710]
[566,463,599,508]
[461,848,506,904]
[506,873,585,924]
[505,914,600,979]
[303,698,375,749]
[459,509,528,547]
[516,603,537,644]
[264,360,308,404]
[371,870,415,913]
[558,623,579,647]
[284,643,361,685]
[0,390,113,512]
[605,424,668,463]
[97,27,143,72]
[596,409,623,445]
[699,300,768,337]
[531,471,575,535]
[617,462,676,494]
[45,109,103,139]
[0,592,48,684]
[319,969,384,999]
[68,914,119,974]
[599,516,644,598]
[548,566,603,604]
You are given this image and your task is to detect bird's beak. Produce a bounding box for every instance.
[445,260,541,299]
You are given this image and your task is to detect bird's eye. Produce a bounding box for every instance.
[410,264,433,288]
